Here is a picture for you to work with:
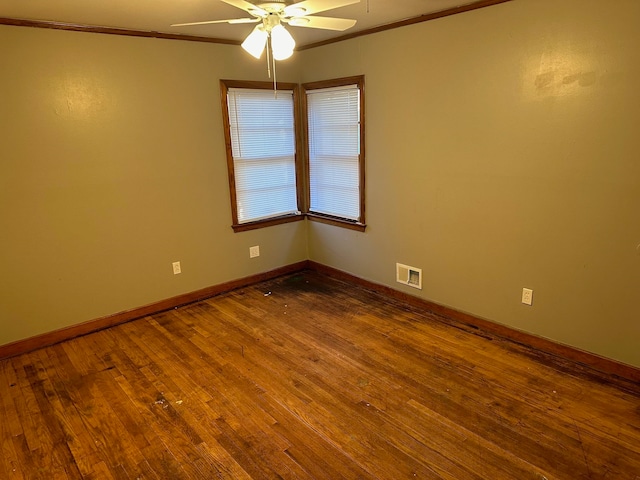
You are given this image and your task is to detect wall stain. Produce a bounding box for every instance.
[533,69,598,97]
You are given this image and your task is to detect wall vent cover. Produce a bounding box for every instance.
[396,263,422,290]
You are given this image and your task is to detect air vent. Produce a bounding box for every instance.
[396,263,422,290]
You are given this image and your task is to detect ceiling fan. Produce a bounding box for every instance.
[172,0,360,61]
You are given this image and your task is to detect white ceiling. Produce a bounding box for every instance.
[0,0,495,47]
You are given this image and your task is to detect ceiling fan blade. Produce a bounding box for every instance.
[171,17,259,27]
[220,0,267,16]
[284,0,359,17]
[287,15,356,31]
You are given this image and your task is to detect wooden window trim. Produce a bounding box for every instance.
[306,212,366,232]
[220,79,305,232]
[231,213,304,233]
[301,75,366,231]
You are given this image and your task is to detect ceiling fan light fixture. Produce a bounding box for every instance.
[270,24,296,60]
[272,47,294,61]
[241,24,268,59]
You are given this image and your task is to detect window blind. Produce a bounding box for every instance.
[227,88,298,223]
[307,84,361,221]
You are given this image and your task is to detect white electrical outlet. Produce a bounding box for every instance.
[172,261,181,275]
[249,246,260,258]
[522,288,533,306]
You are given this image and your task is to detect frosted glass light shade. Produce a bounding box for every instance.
[241,25,268,59]
[272,47,294,61]
[271,24,295,60]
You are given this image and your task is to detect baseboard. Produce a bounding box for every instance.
[307,261,640,384]
[4,259,638,385]
[0,260,309,360]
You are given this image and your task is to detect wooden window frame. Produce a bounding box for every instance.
[220,79,305,233]
[301,76,366,232]
[220,77,365,233]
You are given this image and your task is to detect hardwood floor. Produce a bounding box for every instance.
[1,271,639,479]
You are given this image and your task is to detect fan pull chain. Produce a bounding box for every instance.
[272,47,278,98]
[265,35,277,97]
[266,36,272,79]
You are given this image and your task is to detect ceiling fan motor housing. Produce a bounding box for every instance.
[263,13,282,31]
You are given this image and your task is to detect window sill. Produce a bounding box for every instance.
[232,213,304,233]
[306,213,367,232]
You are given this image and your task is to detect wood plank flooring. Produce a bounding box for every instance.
[1,271,639,479]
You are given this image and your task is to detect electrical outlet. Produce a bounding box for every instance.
[249,246,260,258]
[172,261,181,275]
[522,288,533,306]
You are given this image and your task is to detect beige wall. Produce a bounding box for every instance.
[301,0,640,367]
[0,26,307,345]
[2,0,639,368]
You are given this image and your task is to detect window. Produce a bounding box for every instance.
[303,76,365,231]
[220,77,365,232]
[220,80,303,232]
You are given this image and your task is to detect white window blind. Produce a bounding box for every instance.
[307,84,361,221]
[227,88,298,224]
